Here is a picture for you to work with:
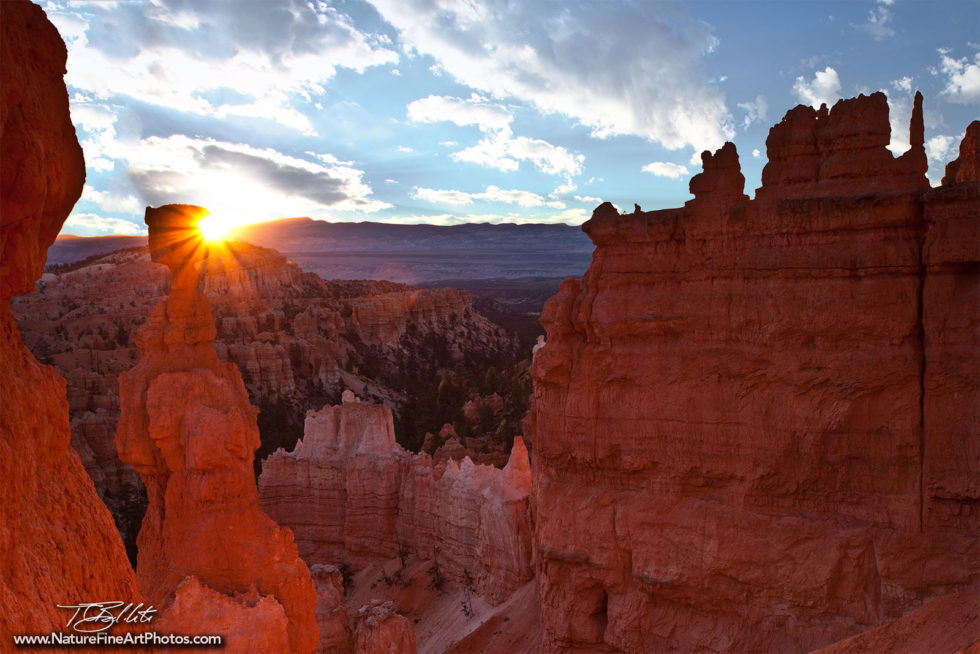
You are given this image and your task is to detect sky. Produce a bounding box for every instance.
[42,0,980,237]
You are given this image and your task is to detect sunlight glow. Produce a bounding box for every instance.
[198,214,235,242]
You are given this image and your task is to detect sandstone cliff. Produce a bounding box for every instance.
[0,0,143,638]
[530,94,978,652]
[116,204,318,652]
[258,395,534,607]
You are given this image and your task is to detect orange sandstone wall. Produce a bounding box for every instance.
[529,94,978,653]
[259,397,534,605]
[0,0,143,640]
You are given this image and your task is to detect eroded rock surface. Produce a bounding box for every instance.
[311,564,353,654]
[0,0,142,637]
[116,204,317,652]
[259,399,534,606]
[530,95,978,652]
[353,600,417,654]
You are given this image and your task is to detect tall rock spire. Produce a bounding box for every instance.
[117,204,318,652]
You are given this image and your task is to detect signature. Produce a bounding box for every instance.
[57,602,157,633]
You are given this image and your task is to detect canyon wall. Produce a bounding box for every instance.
[530,93,978,652]
[259,394,534,605]
[0,0,143,638]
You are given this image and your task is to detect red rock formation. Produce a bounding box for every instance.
[352,600,417,654]
[155,577,291,653]
[530,94,978,652]
[310,564,353,654]
[116,204,317,652]
[922,120,980,534]
[0,1,85,299]
[810,590,979,654]
[258,398,533,605]
[0,0,143,638]
[943,121,980,185]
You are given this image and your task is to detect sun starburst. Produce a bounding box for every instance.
[197,214,235,242]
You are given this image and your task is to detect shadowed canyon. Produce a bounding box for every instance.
[1,1,977,653]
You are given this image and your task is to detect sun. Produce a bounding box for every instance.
[197,214,234,242]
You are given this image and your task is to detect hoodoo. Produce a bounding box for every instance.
[530,94,979,652]
[116,204,318,652]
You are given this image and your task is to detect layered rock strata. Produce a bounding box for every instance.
[530,94,978,652]
[116,204,317,652]
[0,0,143,637]
[259,396,534,605]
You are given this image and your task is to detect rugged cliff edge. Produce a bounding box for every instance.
[530,93,979,652]
[0,0,143,637]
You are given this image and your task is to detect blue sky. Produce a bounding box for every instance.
[43,0,979,236]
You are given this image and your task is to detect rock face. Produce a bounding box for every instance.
[0,0,142,636]
[155,577,291,654]
[810,590,979,654]
[530,94,978,652]
[0,1,85,299]
[352,601,417,654]
[310,564,353,654]
[116,205,317,652]
[259,398,534,606]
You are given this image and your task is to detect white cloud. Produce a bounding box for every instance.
[938,51,980,103]
[452,132,584,177]
[551,181,577,196]
[371,0,733,153]
[752,148,762,158]
[45,0,399,134]
[642,161,689,179]
[413,185,564,208]
[737,95,768,129]
[408,94,513,132]
[80,185,142,213]
[925,135,957,164]
[892,76,913,93]
[860,0,895,40]
[480,185,564,208]
[793,66,842,109]
[413,187,475,205]
[397,145,414,153]
[408,94,582,178]
[63,212,146,235]
[574,195,602,204]
[122,135,390,224]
